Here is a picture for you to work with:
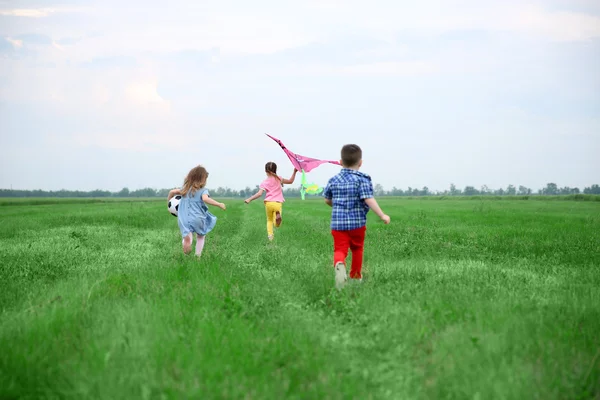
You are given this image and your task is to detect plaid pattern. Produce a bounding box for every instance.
[323,169,374,231]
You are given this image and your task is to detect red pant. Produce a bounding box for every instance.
[332,226,366,279]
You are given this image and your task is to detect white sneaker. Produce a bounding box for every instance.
[335,262,347,290]
[268,235,274,241]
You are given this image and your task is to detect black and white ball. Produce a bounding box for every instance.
[168,195,182,217]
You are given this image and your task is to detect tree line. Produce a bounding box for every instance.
[1,183,599,198]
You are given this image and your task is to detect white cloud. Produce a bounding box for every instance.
[0,6,93,19]
[90,84,111,105]
[256,61,439,78]
[300,1,600,42]
[124,79,171,113]
[6,37,23,48]
[0,6,88,18]
[0,8,54,17]
[52,41,65,51]
[0,0,598,191]
[512,8,600,41]
[73,131,185,152]
[338,61,439,77]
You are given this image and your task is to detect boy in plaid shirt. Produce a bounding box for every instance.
[323,144,390,289]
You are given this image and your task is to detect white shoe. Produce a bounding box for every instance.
[335,262,347,290]
[268,235,274,241]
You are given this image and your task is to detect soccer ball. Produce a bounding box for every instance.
[168,195,182,217]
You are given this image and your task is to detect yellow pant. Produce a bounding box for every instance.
[264,201,282,237]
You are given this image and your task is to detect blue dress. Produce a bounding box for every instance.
[177,188,217,237]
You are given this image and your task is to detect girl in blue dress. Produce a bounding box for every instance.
[167,165,226,257]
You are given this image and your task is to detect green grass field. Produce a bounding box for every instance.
[1,197,599,399]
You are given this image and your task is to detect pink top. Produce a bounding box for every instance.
[260,175,285,202]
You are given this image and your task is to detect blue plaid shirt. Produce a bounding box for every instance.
[323,169,374,231]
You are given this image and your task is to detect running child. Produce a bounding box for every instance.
[323,144,390,289]
[167,165,226,257]
[244,162,297,241]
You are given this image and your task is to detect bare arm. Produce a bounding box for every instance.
[202,193,226,210]
[167,188,181,201]
[244,189,264,204]
[281,169,298,185]
[325,198,333,207]
[364,197,390,224]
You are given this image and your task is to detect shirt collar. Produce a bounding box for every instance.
[341,168,371,180]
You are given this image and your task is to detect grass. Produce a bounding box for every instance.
[1,197,599,399]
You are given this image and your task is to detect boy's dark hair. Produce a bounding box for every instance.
[341,144,362,167]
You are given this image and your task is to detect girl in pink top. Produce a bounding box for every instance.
[245,162,297,241]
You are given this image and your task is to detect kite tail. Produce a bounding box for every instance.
[300,169,306,200]
[299,169,323,200]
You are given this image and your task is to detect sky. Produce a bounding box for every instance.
[0,0,599,193]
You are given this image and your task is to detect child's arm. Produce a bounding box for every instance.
[364,197,390,224]
[244,189,264,204]
[323,180,333,207]
[281,169,298,185]
[167,188,181,201]
[201,193,226,210]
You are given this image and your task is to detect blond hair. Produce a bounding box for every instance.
[181,165,209,196]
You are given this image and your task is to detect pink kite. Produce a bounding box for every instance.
[265,134,340,173]
[266,133,341,199]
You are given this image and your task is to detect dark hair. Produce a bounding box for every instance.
[341,144,362,167]
[265,162,282,184]
[265,161,277,175]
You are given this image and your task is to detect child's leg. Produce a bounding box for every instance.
[332,230,350,288]
[182,233,193,254]
[348,226,367,279]
[265,202,275,238]
[332,230,351,266]
[195,235,206,257]
[275,203,282,227]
